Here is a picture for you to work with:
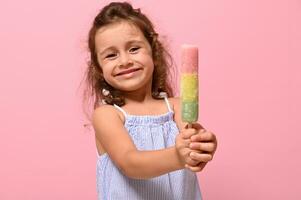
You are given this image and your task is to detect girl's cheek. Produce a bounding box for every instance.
[135,52,152,61]
[99,59,111,68]
[102,61,117,73]
[99,57,108,65]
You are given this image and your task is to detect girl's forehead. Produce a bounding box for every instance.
[95,21,148,52]
[96,21,144,41]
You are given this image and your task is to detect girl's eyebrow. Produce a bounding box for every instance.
[126,40,144,45]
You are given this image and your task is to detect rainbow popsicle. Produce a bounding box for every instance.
[180,45,199,125]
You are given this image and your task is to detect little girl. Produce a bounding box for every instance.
[83,2,217,199]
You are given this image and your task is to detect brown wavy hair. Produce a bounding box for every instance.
[80,2,176,122]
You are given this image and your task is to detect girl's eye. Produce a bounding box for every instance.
[129,47,140,53]
[105,53,117,59]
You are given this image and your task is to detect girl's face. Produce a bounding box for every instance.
[95,21,154,93]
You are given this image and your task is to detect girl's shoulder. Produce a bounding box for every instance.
[93,104,125,125]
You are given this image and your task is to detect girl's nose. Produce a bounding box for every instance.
[118,52,133,67]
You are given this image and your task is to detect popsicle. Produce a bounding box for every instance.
[180,45,199,127]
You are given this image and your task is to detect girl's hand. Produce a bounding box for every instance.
[186,125,218,172]
[175,128,201,168]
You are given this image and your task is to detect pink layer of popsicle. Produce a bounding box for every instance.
[181,44,198,73]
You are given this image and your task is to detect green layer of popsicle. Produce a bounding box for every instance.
[181,102,198,123]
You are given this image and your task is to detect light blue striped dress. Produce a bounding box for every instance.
[96,97,202,200]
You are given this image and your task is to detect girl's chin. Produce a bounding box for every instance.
[115,82,151,93]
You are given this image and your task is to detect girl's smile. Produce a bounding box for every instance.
[114,67,143,77]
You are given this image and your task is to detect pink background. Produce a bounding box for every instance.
[0,0,300,199]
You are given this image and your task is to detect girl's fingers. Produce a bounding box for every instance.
[190,131,216,142]
[181,139,191,148]
[191,149,202,153]
[189,142,216,153]
[185,157,200,166]
[189,152,213,162]
[189,123,204,130]
[185,165,202,172]
[185,162,207,172]
[182,128,197,139]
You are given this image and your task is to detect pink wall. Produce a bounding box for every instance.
[0,0,300,199]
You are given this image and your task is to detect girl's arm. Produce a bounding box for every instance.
[92,105,184,179]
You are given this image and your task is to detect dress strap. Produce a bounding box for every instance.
[163,96,173,112]
[113,104,127,117]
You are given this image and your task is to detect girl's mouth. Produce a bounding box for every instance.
[115,68,142,76]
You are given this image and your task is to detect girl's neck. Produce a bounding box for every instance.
[123,90,154,105]
[121,90,167,116]
[121,82,154,105]
[118,82,168,115]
